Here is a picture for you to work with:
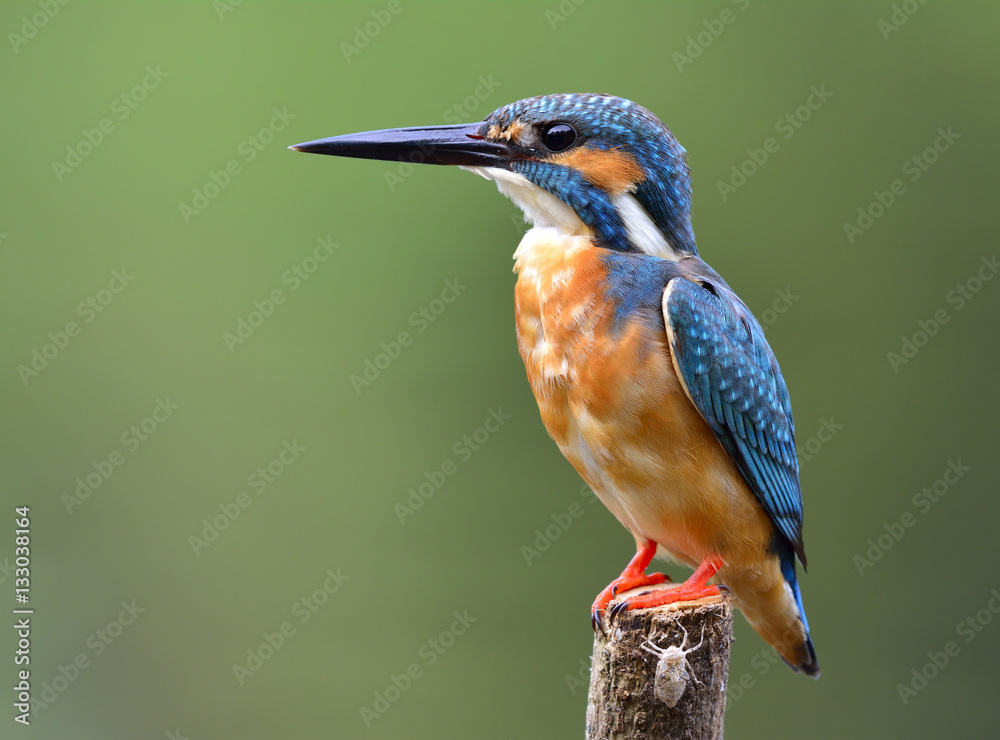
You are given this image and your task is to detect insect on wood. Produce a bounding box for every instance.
[640,622,706,707]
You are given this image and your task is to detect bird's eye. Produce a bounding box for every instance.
[542,123,577,152]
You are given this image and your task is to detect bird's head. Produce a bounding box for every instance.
[292,93,696,258]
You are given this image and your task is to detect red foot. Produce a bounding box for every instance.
[607,555,725,625]
[591,539,670,634]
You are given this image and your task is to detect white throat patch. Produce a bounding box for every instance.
[463,166,587,236]
[462,166,679,261]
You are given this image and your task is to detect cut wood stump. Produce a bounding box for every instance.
[586,584,733,740]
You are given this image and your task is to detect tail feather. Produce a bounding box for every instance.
[777,541,820,678]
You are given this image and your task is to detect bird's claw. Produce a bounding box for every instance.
[591,610,607,636]
[591,567,672,637]
[591,598,634,636]
[608,598,631,624]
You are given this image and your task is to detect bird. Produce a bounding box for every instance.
[291,93,818,677]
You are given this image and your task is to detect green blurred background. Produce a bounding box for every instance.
[3,1,999,738]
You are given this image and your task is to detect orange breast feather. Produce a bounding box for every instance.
[512,229,774,569]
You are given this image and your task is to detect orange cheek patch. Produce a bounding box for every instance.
[551,146,646,195]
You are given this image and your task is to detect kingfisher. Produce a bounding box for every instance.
[291,93,819,677]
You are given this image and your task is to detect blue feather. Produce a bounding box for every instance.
[483,93,697,254]
[665,275,807,568]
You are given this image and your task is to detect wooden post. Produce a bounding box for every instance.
[586,584,733,740]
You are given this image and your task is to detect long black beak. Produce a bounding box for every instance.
[290,122,509,167]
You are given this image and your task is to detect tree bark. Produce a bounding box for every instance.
[586,585,733,740]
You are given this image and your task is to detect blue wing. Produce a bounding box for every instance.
[664,277,806,567]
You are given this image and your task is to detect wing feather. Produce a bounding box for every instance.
[663,277,806,567]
